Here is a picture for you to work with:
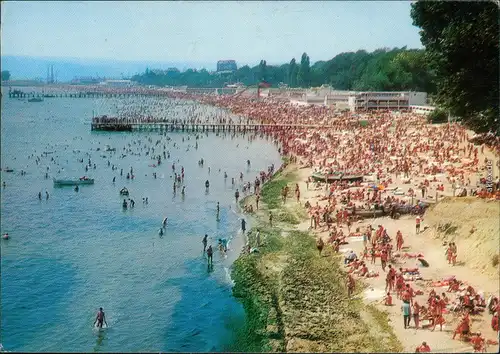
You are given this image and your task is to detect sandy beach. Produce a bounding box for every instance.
[216,94,500,353]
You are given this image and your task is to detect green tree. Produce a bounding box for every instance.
[427,108,448,124]
[1,70,11,81]
[258,60,267,82]
[411,1,499,133]
[297,53,310,87]
[288,58,298,87]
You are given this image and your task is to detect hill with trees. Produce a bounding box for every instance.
[131,47,435,93]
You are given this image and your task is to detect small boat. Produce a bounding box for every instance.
[311,172,363,183]
[3,168,14,173]
[120,187,129,196]
[53,177,94,186]
[28,97,43,102]
[105,145,116,152]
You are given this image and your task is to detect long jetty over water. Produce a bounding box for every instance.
[91,118,333,132]
[7,85,238,99]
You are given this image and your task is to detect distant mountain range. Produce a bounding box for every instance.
[0,55,217,82]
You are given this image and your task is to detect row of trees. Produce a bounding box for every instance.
[131,48,436,93]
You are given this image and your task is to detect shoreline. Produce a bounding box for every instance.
[229,162,404,353]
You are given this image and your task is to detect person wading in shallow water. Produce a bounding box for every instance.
[93,307,107,328]
[202,234,208,252]
[241,218,246,234]
[206,245,213,265]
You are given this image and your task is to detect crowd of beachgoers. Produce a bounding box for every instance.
[4,87,499,352]
[164,92,499,353]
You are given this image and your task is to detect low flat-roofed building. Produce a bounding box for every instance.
[101,79,133,88]
[289,90,428,111]
[353,91,427,111]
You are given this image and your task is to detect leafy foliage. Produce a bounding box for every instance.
[410,1,499,133]
[427,108,448,124]
[1,70,11,81]
[131,48,436,91]
[297,52,311,87]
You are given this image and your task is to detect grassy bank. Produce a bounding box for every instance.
[229,164,403,352]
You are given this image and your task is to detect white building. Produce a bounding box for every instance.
[350,91,427,111]
[297,90,429,112]
[100,79,133,88]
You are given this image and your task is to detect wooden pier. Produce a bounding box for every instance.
[8,90,169,99]
[90,121,333,133]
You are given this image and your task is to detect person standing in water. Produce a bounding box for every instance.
[216,202,220,219]
[93,307,107,328]
[202,234,208,252]
[207,245,213,265]
[241,218,246,234]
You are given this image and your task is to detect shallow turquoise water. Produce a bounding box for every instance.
[0,92,281,352]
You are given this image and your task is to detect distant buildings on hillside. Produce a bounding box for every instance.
[216,60,237,73]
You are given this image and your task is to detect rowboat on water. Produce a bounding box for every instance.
[53,176,94,186]
[311,172,363,183]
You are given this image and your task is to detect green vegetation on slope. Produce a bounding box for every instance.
[230,165,402,352]
[231,227,403,352]
[131,47,435,94]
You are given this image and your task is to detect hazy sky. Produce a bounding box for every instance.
[1,1,423,65]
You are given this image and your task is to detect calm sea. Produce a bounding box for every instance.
[0,88,281,352]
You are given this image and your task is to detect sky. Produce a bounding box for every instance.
[1,1,423,66]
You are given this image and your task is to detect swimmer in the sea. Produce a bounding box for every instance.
[93,307,107,329]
